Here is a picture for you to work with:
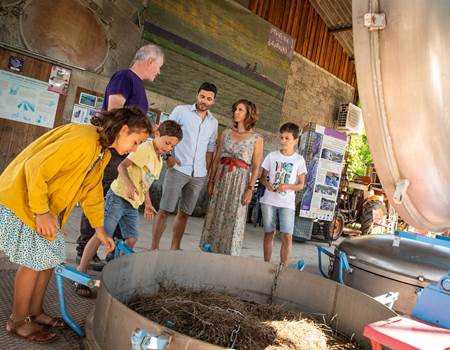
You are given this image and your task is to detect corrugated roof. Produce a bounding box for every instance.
[308,0,353,56]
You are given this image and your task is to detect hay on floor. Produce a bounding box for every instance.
[127,286,358,350]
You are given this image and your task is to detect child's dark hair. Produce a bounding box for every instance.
[198,82,217,97]
[232,99,258,131]
[158,120,183,141]
[91,106,153,148]
[279,122,300,139]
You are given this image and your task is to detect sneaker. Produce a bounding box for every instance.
[105,252,115,263]
[75,254,105,272]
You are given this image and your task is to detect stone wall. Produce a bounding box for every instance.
[1,0,354,155]
[281,53,355,129]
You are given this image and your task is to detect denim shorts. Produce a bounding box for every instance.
[261,204,295,235]
[104,190,139,239]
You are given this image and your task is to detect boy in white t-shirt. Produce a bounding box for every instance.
[259,122,307,266]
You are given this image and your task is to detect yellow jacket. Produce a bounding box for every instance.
[0,124,111,232]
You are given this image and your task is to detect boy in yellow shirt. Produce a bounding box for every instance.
[77,120,182,283]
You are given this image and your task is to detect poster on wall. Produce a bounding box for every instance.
[299,125,347,221]
[159,112,170,124]
[71,104,97,125]
[79,92,97,107]
[0,69,59,128]
[8,56,24,72]
[48,65,71,95]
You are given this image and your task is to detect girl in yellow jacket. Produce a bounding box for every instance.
[0,106,152,343]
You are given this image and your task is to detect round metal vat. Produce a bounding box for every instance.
[85,250,396,349]
[353,0,450,231]
[331,235,450,314]
[20,0,108,70]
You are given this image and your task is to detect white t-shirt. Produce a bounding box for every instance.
[259,151,307,210]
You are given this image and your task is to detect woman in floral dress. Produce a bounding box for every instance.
[200,99,263,255]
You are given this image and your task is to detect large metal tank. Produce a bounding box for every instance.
[331,235,450,314]
[353,0,450,231]
[85,251,396,349]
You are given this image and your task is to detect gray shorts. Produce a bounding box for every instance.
[159,168,207,215]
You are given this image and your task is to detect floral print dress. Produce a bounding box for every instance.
[200,129,259,255]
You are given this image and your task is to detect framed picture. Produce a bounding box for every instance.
[8,56,24,72]
[48,65,71,95]
[147,110,158,124]
[159,112,170,124]
[71,104,87,124]
[95,96,104,109]
[79,92,97,107]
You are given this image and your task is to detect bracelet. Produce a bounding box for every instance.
[161,153,171,161]
[33,211,49,217]
[247,185,254,191]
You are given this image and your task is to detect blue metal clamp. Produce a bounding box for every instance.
[411,270,450,329]
[395,230,450,248]
[202,243,212,252]
[374,292,399,309]
[114,238,135,258]
[293,260,306,271]
[317,246,350,284]
[55,263,99,336]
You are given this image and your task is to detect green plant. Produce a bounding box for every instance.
[347,133,373,179]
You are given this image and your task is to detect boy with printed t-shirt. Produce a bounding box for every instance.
[259,122,307,266]
[77,121,183,281]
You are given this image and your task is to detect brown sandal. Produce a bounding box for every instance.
[32,312,67,329]
[6,315,57,343]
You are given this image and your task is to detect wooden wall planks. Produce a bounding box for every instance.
[0,48,66,172]
[249,0,356,87]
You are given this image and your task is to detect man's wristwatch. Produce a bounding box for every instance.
[247,184,254,191]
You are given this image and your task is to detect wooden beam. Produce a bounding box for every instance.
[328,25,352,33]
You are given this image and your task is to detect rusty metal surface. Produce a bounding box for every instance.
[20,0,109,71]
[87,250,396,350]
[0,269,94,349]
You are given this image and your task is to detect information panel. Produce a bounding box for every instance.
[299,125,347,221]
[0,69,59,128]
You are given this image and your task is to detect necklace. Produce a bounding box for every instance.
[233,128,249,135]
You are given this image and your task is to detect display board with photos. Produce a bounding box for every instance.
[299,124,347,221]
[71,87,103,124]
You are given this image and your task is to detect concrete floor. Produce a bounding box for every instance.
[0,207,340,349]
[63,206,336,273]
[0,206,339,274]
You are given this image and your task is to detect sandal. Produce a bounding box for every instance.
[6,315,57,343]
[32,312,67,329]
[73,282,95,298]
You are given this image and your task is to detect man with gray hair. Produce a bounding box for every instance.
[103,44,164,112]
[75,44,164,270]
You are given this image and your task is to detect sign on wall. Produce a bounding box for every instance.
[0,69,59,128]
[267,26,296,58]
[299,125,347,221]
[8,56,24,72]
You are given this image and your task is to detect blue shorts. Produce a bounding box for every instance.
[261,204,295,235]
[104,190,140,240]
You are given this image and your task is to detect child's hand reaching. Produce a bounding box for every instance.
[126,182,138,200]
[95,228,115,253]
[35,212,58,240]
[144,203,157,221]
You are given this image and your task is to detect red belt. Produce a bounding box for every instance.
[219,157,249,179]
